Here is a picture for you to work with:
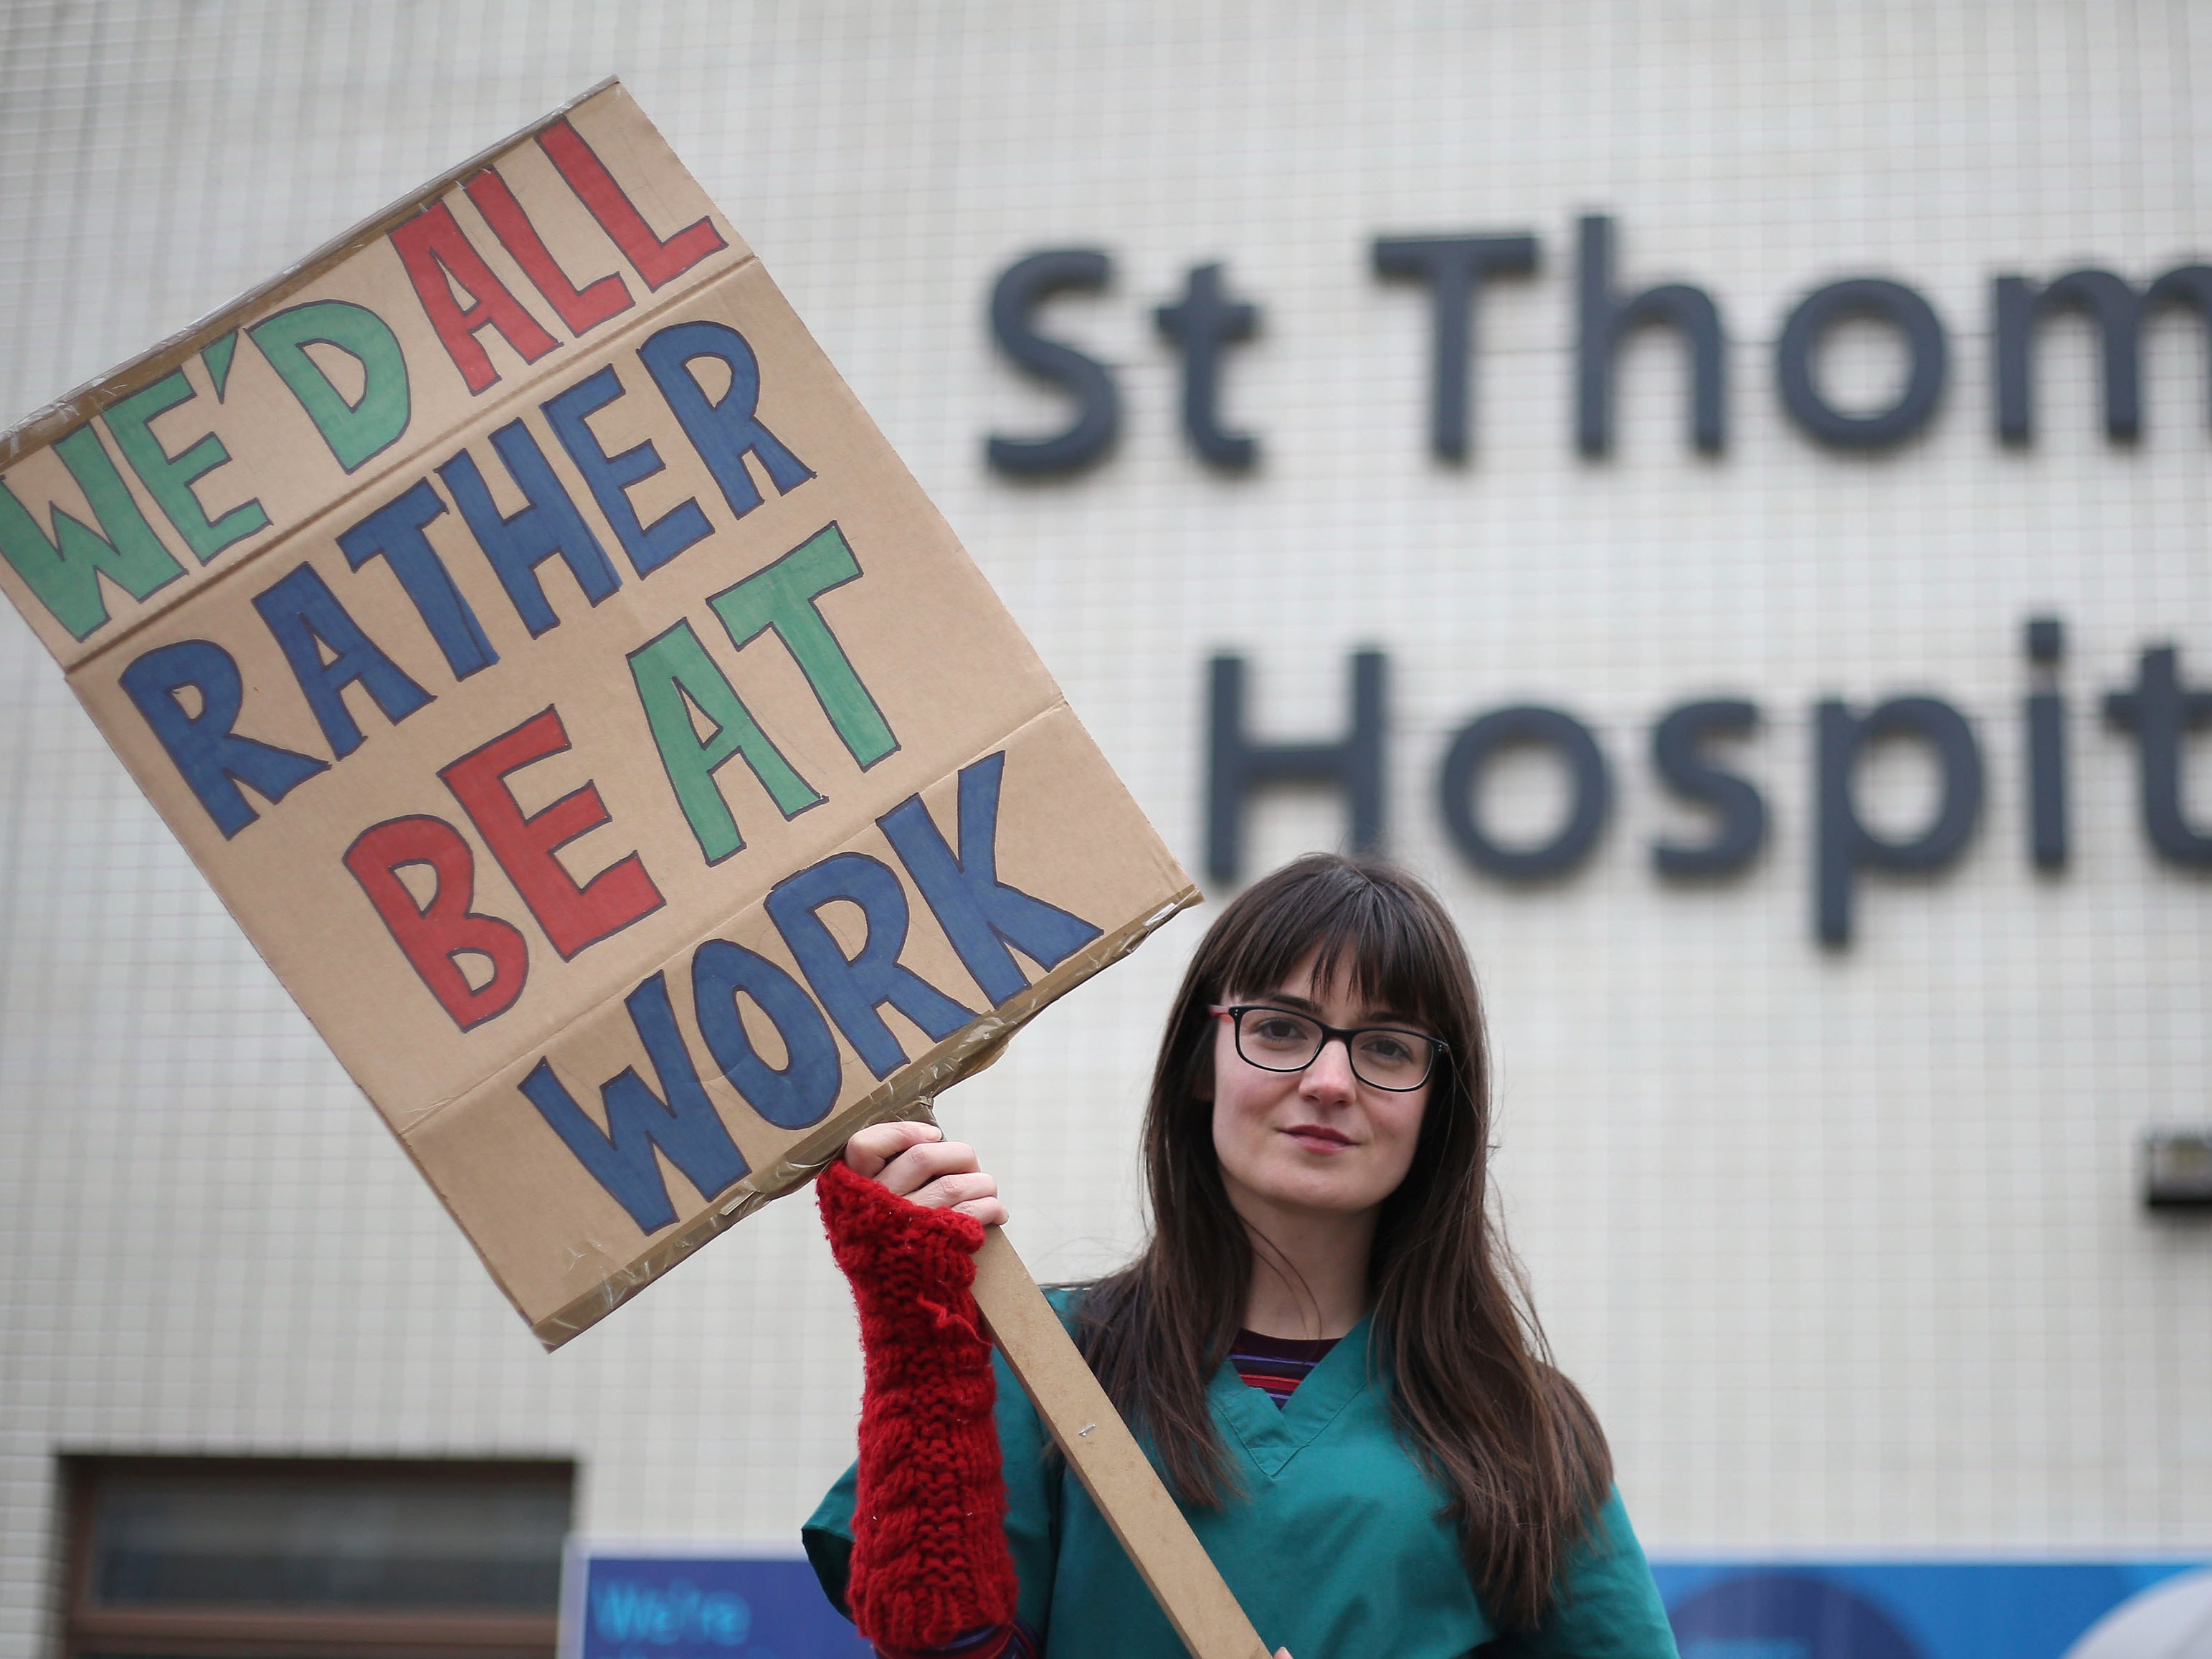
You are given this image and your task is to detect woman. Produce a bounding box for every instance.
[804,854,1679,1658]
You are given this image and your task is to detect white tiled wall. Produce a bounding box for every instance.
[3,2,2210,1653]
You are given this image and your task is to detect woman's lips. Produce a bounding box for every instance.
[1283,1124,1354,1152]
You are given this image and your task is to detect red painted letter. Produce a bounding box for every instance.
[389,200,561,394]
[440,706,665,960]
[538,118,728,290]
[464,166,634,337]
[344,814,531,1030]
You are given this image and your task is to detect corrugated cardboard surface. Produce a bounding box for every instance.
[0,81,1195,1343]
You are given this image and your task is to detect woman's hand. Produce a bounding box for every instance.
[842,1121,1009,1227]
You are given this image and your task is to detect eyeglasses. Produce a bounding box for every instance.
[1209,1004,1447,1092]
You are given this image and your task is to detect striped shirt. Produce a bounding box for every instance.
[1230,1327,1340,1407]
[875,1623,1038,1659]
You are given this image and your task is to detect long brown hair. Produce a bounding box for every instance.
[1073,852,1612,1630]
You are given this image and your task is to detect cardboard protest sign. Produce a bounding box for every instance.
[0,80,1198,1349]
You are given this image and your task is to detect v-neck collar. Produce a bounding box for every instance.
[1208,1313,1376,1479]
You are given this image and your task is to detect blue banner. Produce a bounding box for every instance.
[566,1551,868,1659]
[564,1546,2212,1658]
[1651,1561,2212,1659]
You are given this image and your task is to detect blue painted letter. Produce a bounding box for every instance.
[878,750,1101,1007]
[639,320,812,521]
[690,940,842,1128]
[336,480,498,680]
[120,639,328,837]
[766,853,976,1080]
[518,971,749,1234]
[438,419,620,637]
[252,563,432,759]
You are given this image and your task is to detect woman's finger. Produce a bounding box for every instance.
[905,1169,998,1211]
[842,1121,941,1181]
[840,1127,1006,1225]
[877,1139,986,1198]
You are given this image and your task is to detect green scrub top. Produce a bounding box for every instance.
[803,1294,1679,1659]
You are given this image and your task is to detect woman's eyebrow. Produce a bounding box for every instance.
[1262,991,1425,1028]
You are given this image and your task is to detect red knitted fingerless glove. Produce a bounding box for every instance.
[818,1158,1019,1650]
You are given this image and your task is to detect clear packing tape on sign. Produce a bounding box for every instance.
[0,78,1200,1347]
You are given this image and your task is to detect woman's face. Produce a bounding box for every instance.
[1206,952,1434,1225]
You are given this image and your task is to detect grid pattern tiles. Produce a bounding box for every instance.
[4,4,2211,1654]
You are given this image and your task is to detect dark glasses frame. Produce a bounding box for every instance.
[1208,1004,1448,1092]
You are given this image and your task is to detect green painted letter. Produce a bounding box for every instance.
[707,523,897,769]
[248,300,411,474]
[628,619,822,864]
[0,426,184,641]
[105,369,270,564]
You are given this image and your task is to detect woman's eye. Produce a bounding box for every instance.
[1250,1016,1310,1043]
[1359,1035,1415,1064]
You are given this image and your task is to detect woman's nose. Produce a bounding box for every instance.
[1301,1036,1359,1097]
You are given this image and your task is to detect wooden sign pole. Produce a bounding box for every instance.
[969,1228,1273,1659]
